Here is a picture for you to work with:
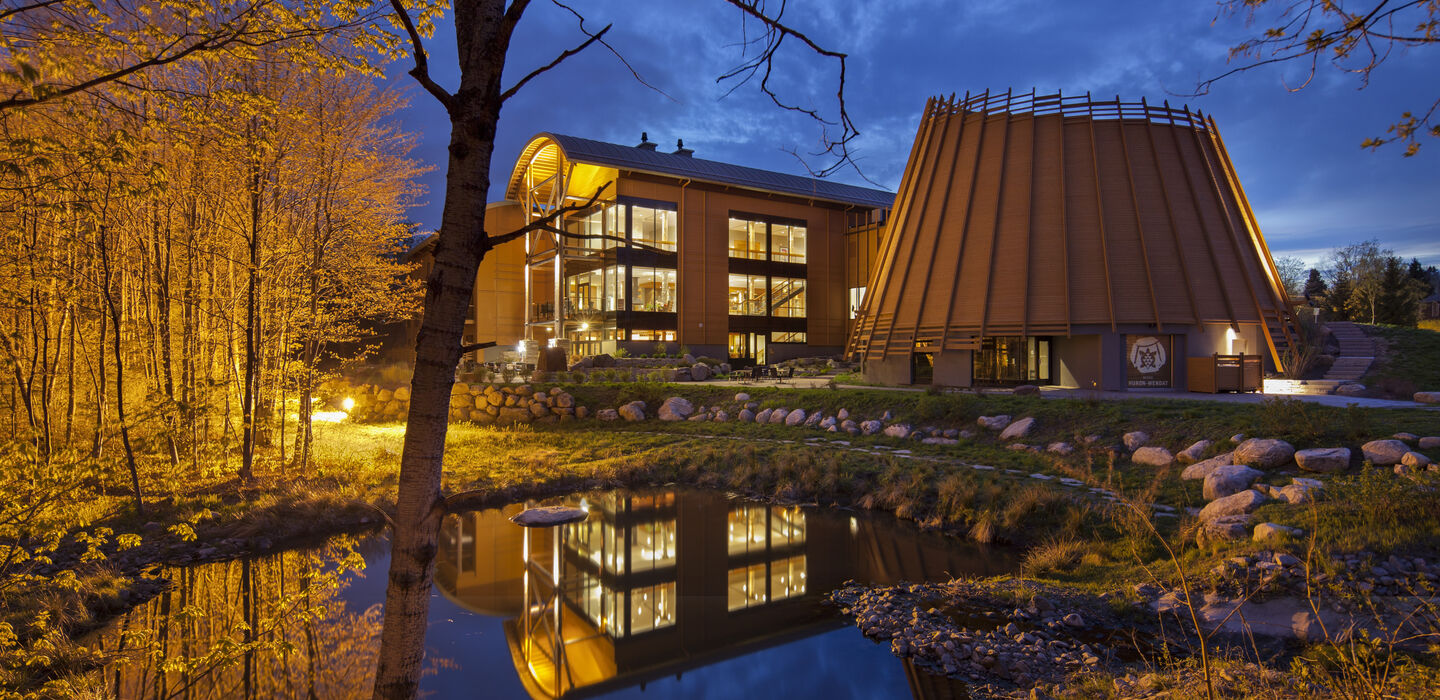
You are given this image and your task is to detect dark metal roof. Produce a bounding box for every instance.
[535,133,894,209]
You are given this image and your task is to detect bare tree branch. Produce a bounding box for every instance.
[388,0,456,112]
[500,23,611,102]
[546,0,674,101]
[482,182,611,250]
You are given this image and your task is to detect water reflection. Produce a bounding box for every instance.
[437,489,1014,699]
[93,538,380,699]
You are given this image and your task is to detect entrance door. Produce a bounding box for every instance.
[727,332,767,366]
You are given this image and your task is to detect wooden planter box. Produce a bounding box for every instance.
[1188,354,1262,393]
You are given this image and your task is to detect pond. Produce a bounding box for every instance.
[95,489,1017,699]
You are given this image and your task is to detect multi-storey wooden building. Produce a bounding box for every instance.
[472,132,893,365]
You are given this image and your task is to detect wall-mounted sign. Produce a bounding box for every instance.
[1126,335,1172,388]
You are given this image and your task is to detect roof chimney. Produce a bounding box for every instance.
[636,132,657,151]
[673,138,693,157]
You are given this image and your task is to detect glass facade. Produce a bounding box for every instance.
[726,274,805,318]
[771,277,805,317]
[631,267,676,313]
[631,206,677,251]
[973,336,1052,384]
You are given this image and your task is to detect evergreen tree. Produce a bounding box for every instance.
[1303,268,1327,302]
[1408,258,1435,297]
[1377,256,1423,326]
[1327,277,1353,320]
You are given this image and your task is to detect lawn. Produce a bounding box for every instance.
[1361,322,1440,398]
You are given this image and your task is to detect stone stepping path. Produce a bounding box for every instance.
[1323,321,1375,381]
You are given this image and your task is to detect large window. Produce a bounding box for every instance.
[728,215,806,263]
[770,222,806,263]
[771,277,805,318]
[631,267,676,312]
[632,206,677,251]
[602,265,626,312]
[849,286,866,319]
[566,268,603,315]
[728,274,767,316]
[728,218,767,260]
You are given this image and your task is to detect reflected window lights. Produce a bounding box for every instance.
[727,505,769,556]
[628,520,678,573]
[769,555,807,602]
[629,582,676,634]
[727,563,768,611]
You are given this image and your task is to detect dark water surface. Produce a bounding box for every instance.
[98,489,1017,699]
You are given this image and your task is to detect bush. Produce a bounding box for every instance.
[614,348,630,359]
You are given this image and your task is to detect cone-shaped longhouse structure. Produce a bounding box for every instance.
[848,90,1297,390]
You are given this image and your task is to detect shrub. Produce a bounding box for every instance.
[614,348,630,359]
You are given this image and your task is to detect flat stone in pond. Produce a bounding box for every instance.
[511,506,589,527]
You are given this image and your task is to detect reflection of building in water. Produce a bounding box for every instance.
[436,490,1011,699]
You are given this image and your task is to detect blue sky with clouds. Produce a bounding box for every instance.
[391,0,1439,268]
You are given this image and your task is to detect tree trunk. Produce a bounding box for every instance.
[372,3,511,696]
[240,132,263,483]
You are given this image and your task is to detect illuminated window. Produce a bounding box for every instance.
[770,277,805,317]
[727,563,768,610]
[632,206,677,251]
[849,286,866,319]
[727,218,766,260]
[727,274,767,316]
[631,267,676,313]
[770,506,806,546]
[770,223,807,263]
[629,330,676,342]
[771,332,807,343]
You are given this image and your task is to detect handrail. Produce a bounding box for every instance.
[933,89,1213,134]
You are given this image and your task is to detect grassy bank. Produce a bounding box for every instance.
[1362,323,1440,398]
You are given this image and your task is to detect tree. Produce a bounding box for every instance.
[1326,275,1354,320]
[1327,239,1389,323]
[1204,0,1439,155]
[1303,267,1328,302]
[1274,255,1307,298]
[372,1,858,697]
[1378,255,1424,325]
[1408,257,1435,297]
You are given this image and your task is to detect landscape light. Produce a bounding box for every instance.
[342,397,355,412]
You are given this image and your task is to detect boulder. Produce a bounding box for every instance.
[1198,514,1254,546]
[618,401,646,421]
[681,353,696,365]
[1182,452,1234,480]
[1132,446,1174,467]
[658,397,695,421]
[1294,447,1350,473]
[1204,464,1264,500]
[713,410,729,423]
[1013,384,1040,396]
[1047,442,1074,455]
[1402,451,1432,468]
[528,402,549,418]
[393,386,412,401]
[1253,522,1302,543]
[841,419,858,432]
[1361,439,1410,466]
[755,408,773,423]
[592,353,616,368]
[999,417,1036,440]
[1198,489,1267,523]
[498,407,531,424]
[977,415,1012,431]
[837,408,850,420]
[1414,391,1440,405]
[576,406,590,419]
[690,364,711,381]
[883,423,912,439]
[786,409,809,427]
[719,363,732,374]
[860,420,883,436]
[819,416,837,430]
[1419,436,1440,449]
[1394,432,1418,443]
[1177,440,1212,464]
[1277,483,1319,505]
[510,506,588,527]
[555,393,575,408]
[734,393,751,402]
[768,409,789,424]
[1334,383,1366,396]
[1233,438,1296,469]
[1123,431,1150,451]
[804,411,823,427]
[1230,433,1246,444]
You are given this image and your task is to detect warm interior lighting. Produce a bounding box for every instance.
[547,337,558,348]
[579,322,589,331]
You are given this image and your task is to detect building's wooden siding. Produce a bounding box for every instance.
[472,202,526,346]
[849,92,1293,363]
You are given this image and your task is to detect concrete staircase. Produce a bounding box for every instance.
[1323,322,1375,381]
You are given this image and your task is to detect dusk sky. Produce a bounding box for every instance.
[390,0,1439,268]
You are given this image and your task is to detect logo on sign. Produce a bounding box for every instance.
[1129,336,1167,375]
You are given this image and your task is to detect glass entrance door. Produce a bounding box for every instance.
[974,336,1051,384]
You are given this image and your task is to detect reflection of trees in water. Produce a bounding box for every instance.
[94,538,379,699]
